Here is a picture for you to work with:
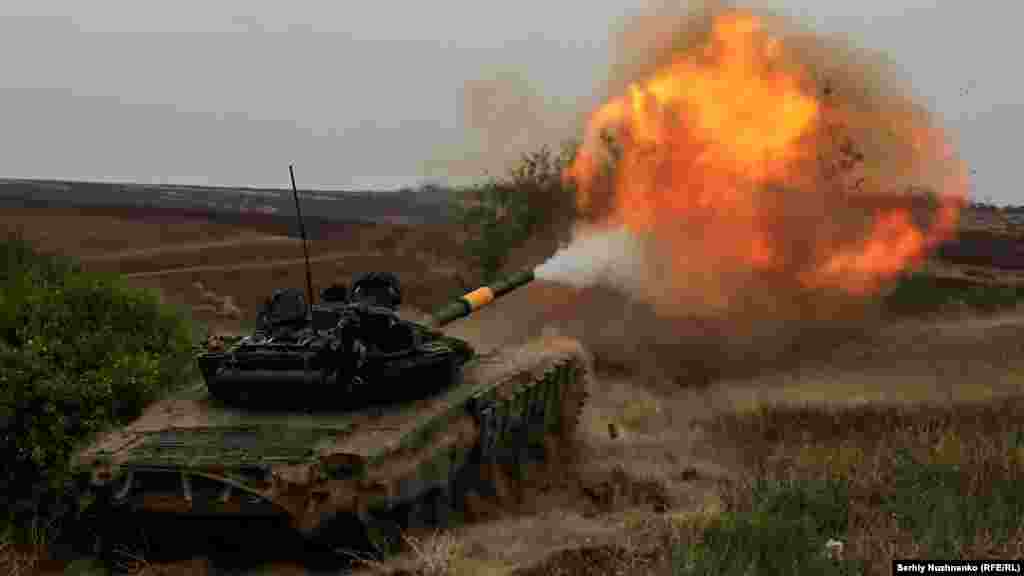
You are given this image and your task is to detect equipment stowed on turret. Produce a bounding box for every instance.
[70,166,592,564]
[194,268,483,406]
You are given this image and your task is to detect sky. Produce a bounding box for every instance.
[0,1,1019,203]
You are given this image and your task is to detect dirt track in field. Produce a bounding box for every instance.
[1,205,471,332]
[76,234,300,262]
[121,249,460,279]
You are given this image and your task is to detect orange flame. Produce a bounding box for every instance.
[566,9,966,301]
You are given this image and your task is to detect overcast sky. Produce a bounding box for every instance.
[0,1,1018,203]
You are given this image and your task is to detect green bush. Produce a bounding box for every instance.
[671,477,864,575]
[0,233,196,541]
[883,272,1024,316]
[455,143,578,283]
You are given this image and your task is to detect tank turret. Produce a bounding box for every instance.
[193,270,536,407]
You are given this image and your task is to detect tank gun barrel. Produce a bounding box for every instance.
[428,269,534,328]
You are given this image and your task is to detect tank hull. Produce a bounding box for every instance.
[72,336,591,557]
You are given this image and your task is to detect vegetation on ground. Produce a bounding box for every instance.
[0,232,196,558]
[655,399,1024,575]
[517,398,1024,575]
[667,476,860,574]
[454,143,579,283]
[883,271,1024,316]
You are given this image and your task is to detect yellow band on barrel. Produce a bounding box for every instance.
[463,286,495,310]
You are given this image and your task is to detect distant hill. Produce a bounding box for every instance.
[0,178,457,226]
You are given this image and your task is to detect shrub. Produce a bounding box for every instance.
[0,233,196,542]
[455,143,578,283]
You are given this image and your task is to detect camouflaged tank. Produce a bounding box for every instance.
[71,269,591,560]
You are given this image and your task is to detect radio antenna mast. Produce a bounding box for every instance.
[289,164,315,313]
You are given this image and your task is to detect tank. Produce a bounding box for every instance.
[70,269,591,564]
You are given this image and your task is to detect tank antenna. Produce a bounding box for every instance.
[289,164,315,313]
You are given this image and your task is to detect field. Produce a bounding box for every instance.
[4,205,474,336]
[5,201,1024,575]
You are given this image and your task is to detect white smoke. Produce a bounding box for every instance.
[534,222,759,319]
[534,225,647,291]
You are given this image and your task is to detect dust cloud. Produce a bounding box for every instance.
[421,69,584,181]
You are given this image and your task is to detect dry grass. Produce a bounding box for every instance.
[672,397,1024,574]
[0,206,474,333]
[0,522,51,576]
[0,207,258,257]
[0,529,38,576]
[123,252,468,332]
[510,544,664,576]
[346,530,514,576]
[542,290,1024,574]
[403,531,466,576]
[0,204,473,327]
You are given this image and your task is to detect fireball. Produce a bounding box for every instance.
[565,8,967,303]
